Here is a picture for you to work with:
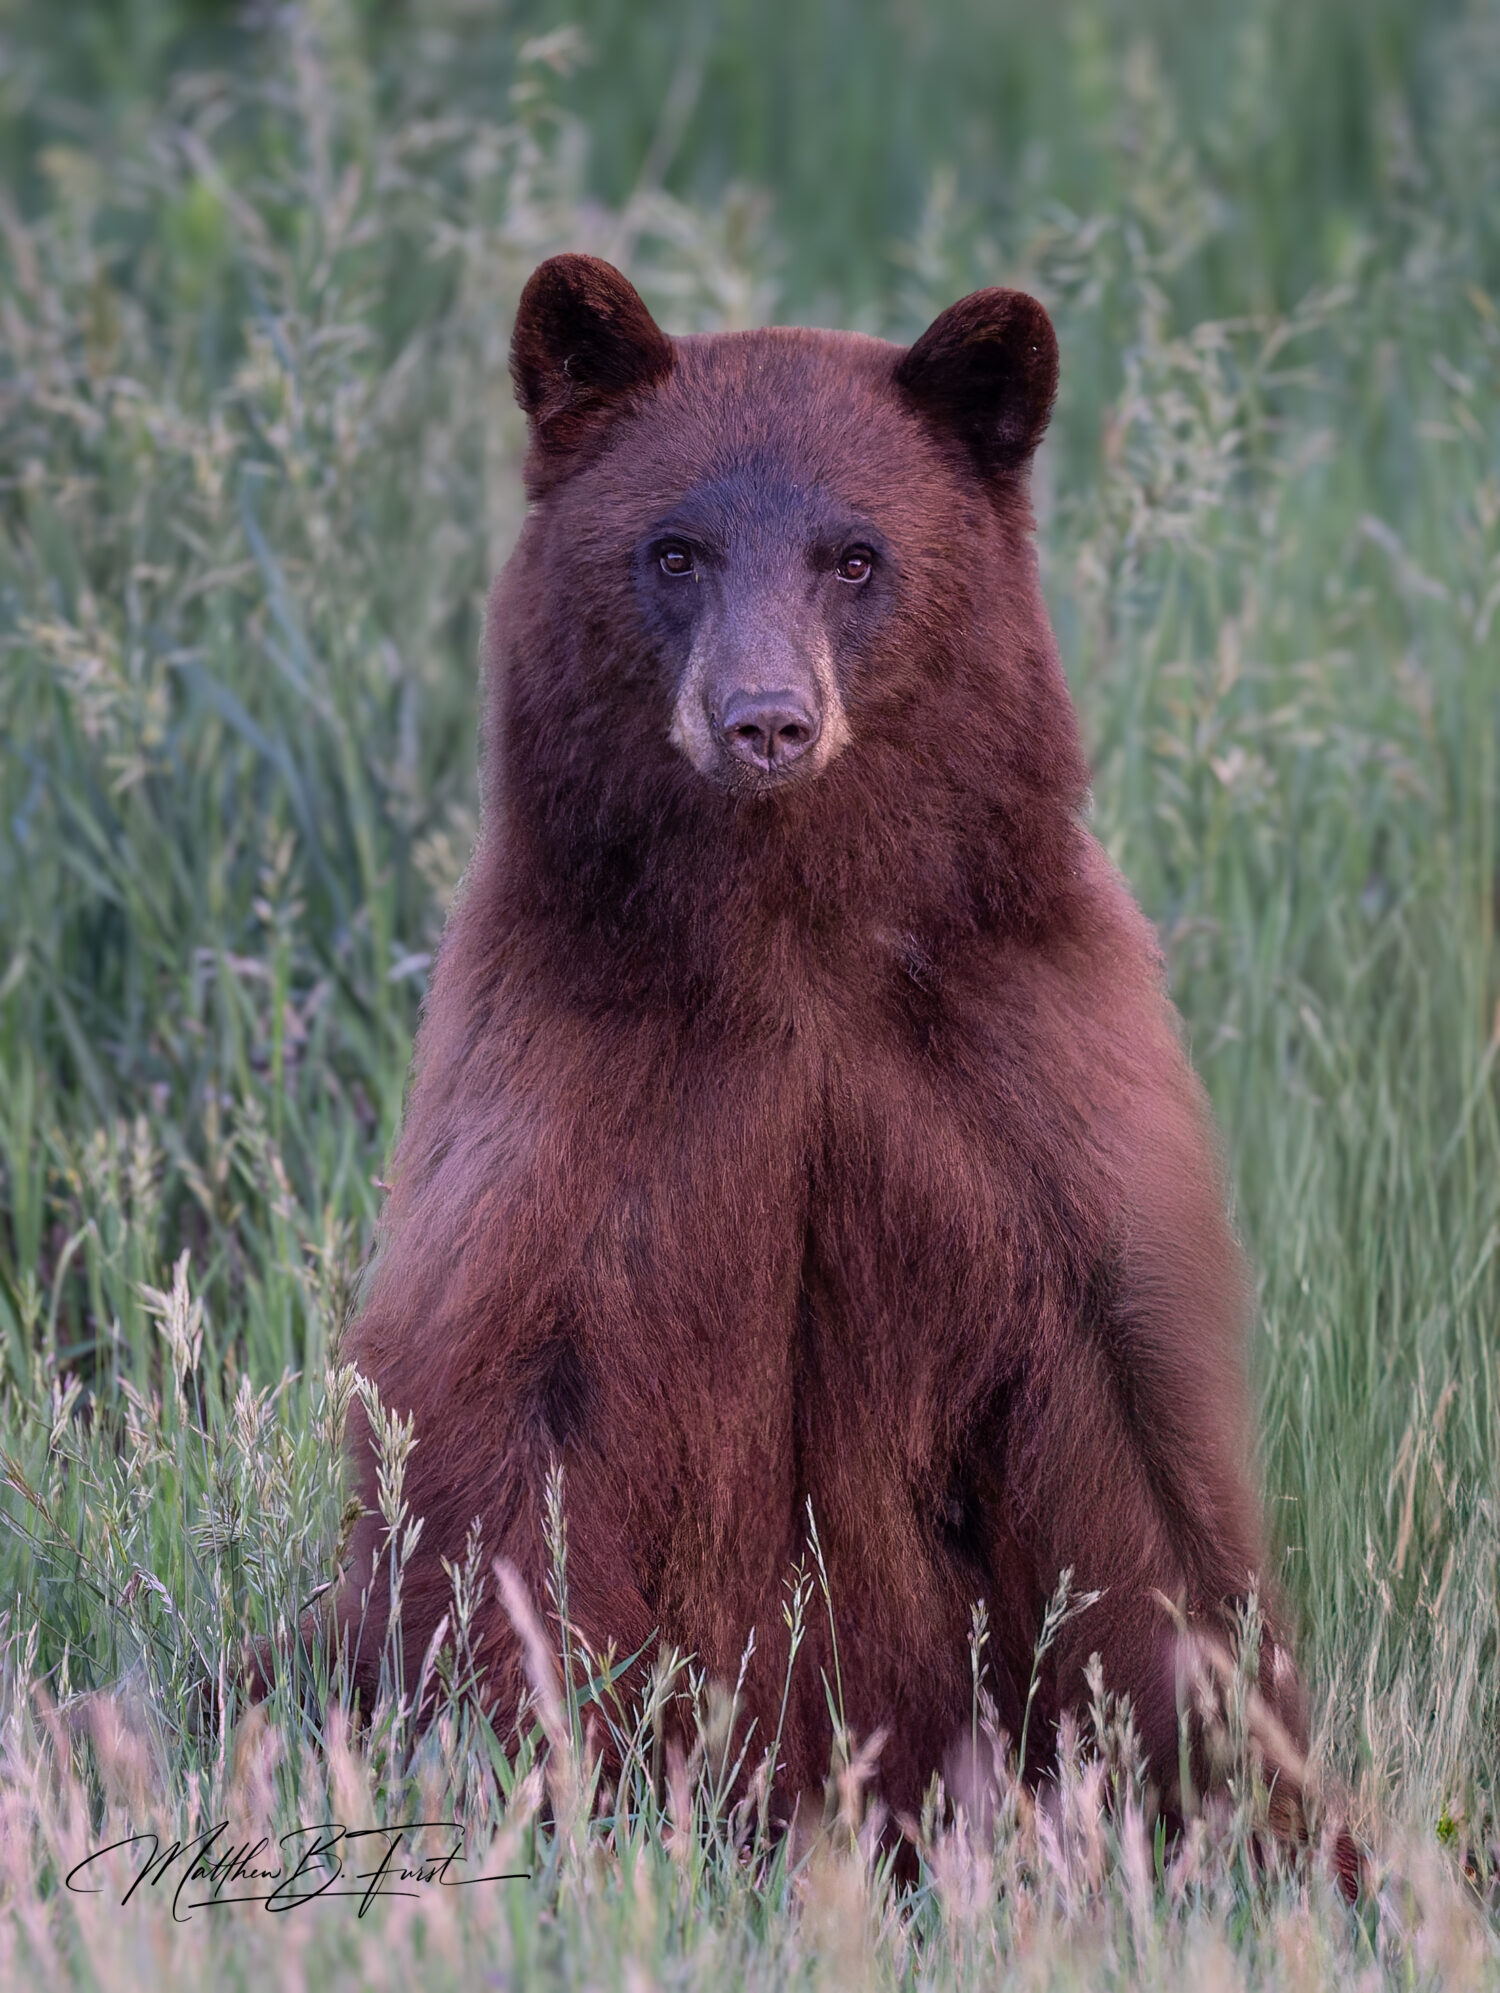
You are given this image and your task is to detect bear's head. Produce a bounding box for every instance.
[492,255,1088,966]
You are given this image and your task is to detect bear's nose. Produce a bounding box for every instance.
[715,689,821,772]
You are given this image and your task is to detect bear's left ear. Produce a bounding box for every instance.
[894,288,1058,478]
[510,254,675,469]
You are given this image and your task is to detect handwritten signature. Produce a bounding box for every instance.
[65,1821,529,1920]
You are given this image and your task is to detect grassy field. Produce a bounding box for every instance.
[1,0,1498,1983]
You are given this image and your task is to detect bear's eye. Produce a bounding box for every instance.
[836,547,874,584]
[658,543,695,577]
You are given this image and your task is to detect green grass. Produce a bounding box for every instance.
[1,1,1498,1983]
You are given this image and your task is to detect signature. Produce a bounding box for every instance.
[65,1821,529,1920]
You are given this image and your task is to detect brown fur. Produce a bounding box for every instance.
[329,256,1304,1825]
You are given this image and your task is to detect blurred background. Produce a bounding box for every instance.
[0,0,1498,1855]
[9,0,1498,318]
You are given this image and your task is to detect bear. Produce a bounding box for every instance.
[327,252,1308,1831]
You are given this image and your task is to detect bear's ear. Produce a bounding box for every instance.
[510,255,674,469]
[894,288,1058,478]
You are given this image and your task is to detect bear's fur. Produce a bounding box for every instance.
[332,254,1304,1823]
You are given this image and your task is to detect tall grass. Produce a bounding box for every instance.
[0,0,1498,1983]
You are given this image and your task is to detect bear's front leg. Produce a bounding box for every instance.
[322,1387,665,1728]
[322,1011,816,1744]
[996,1295,1306,1817]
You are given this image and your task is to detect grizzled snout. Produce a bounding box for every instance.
[714,687,822,774]
[667,595,851,793]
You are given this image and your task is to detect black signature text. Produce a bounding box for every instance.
[65,1821,529,1920]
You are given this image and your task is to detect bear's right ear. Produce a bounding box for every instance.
[895,288,1058,480]
[510,255,674,475]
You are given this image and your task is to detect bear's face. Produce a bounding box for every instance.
[641,440,893,793]
[507,260,1063,810]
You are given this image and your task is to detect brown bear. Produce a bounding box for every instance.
[330,253,1306,1826]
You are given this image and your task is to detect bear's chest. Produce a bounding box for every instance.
[792,998,1098,1411]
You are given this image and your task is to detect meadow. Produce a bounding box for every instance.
[0,0,1498,1983]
